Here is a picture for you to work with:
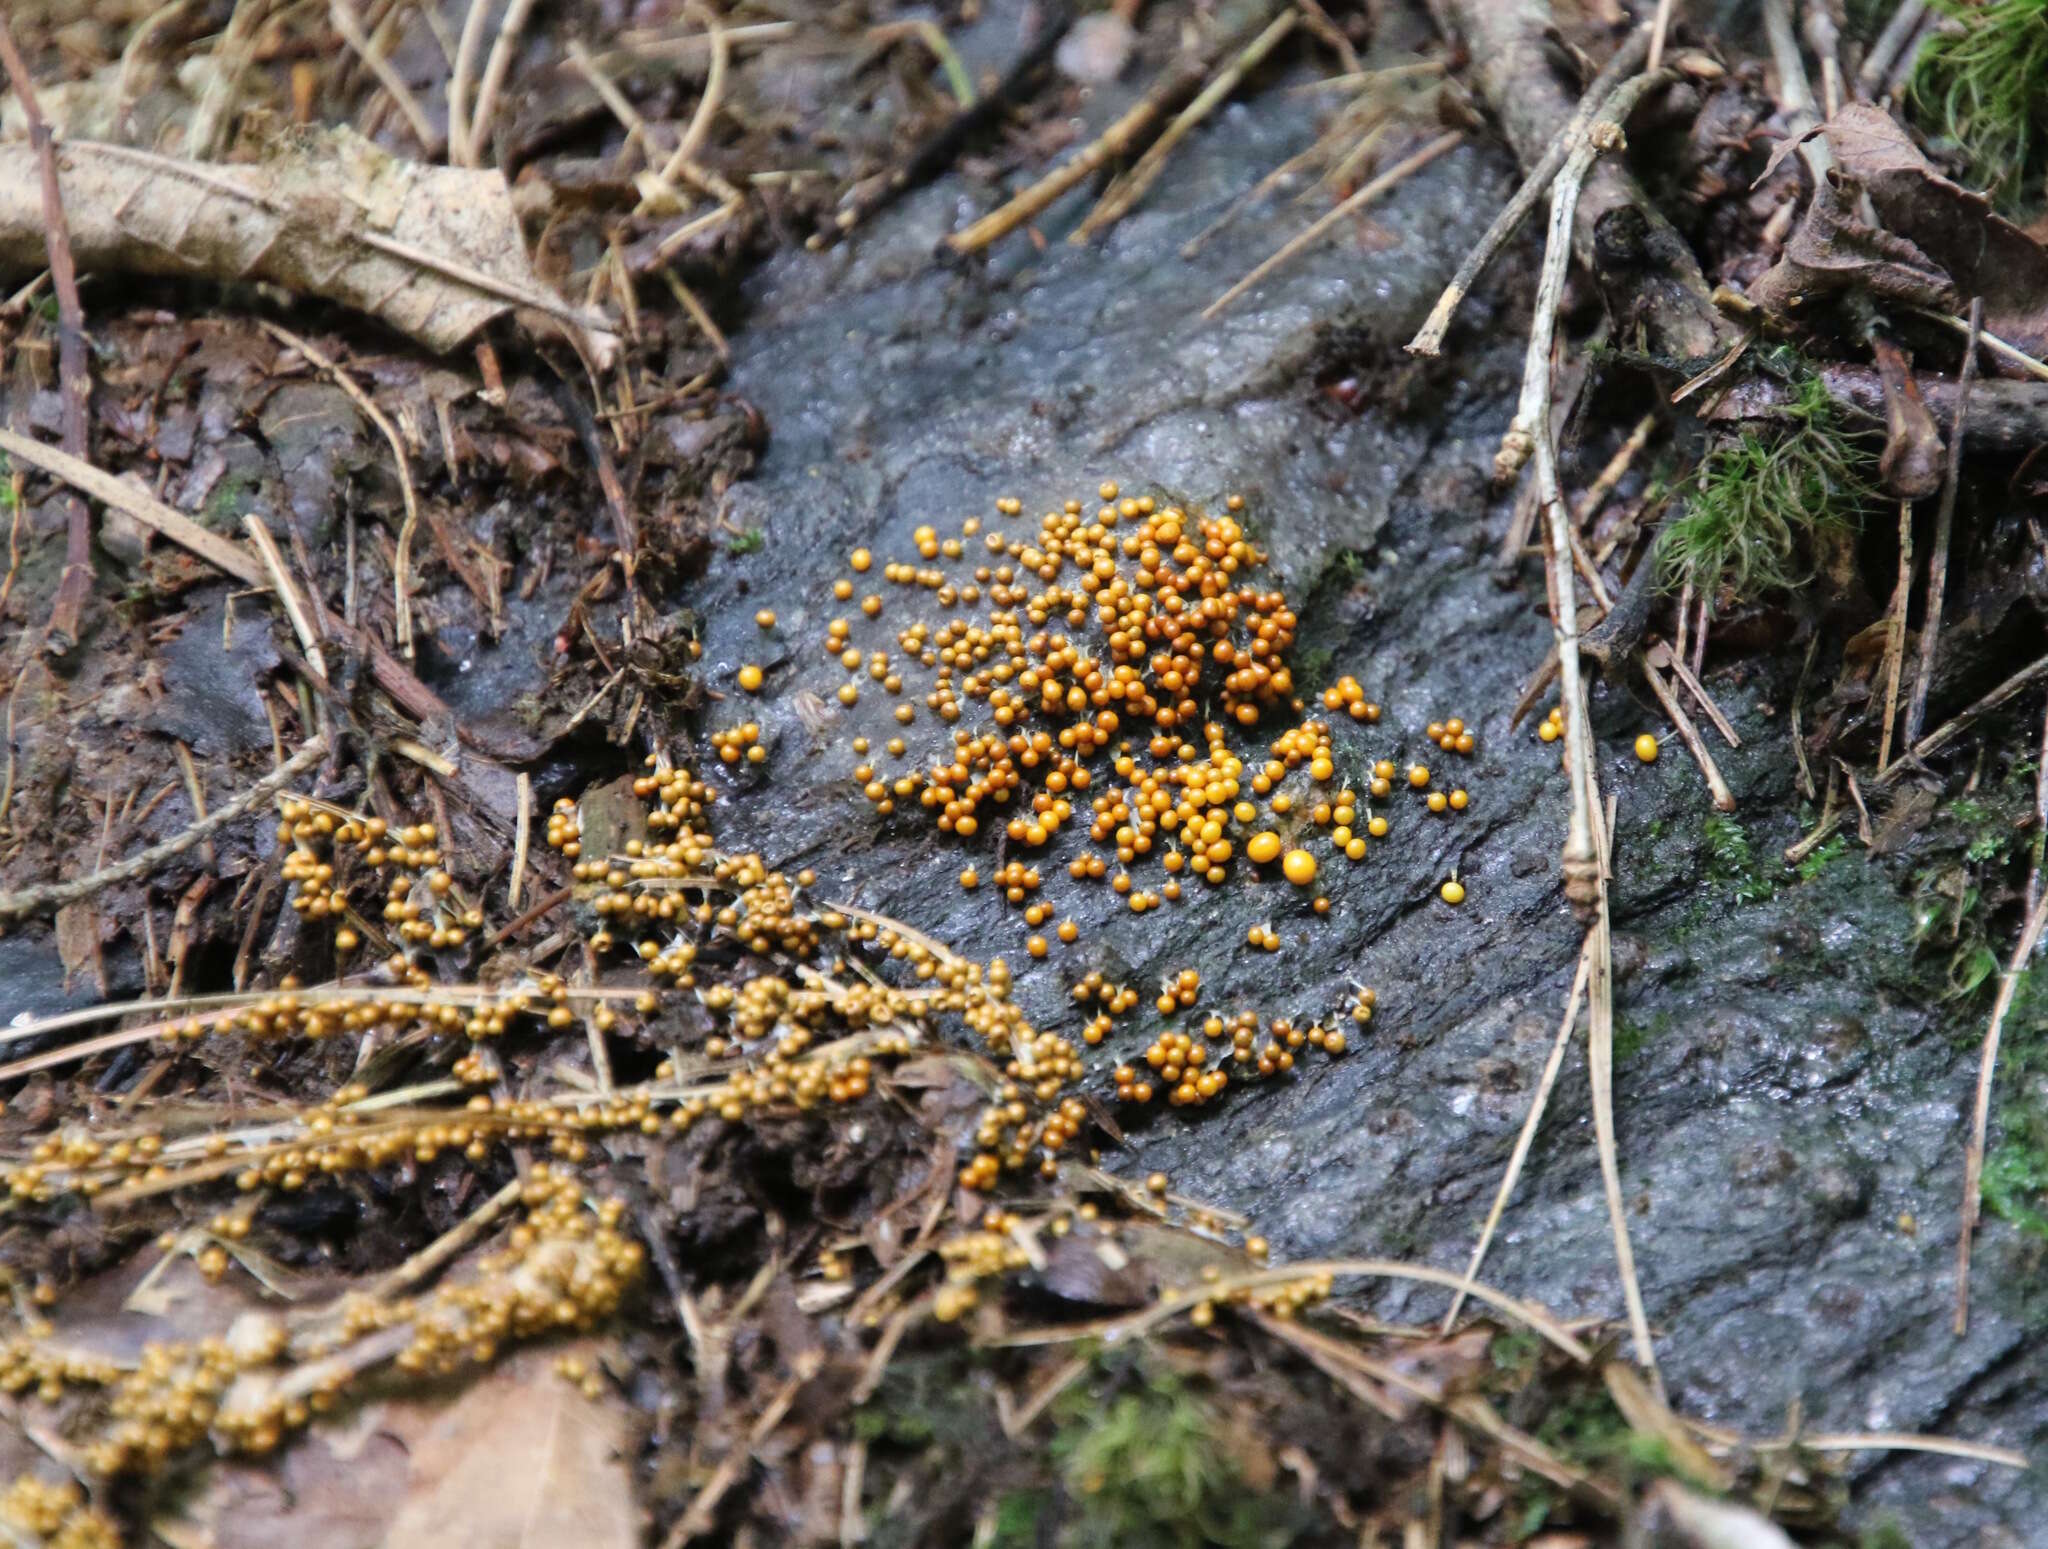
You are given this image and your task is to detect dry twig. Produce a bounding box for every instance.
[0,428,262,586]
[1856,1,1927,100]
[1405,25,1650,358]
[257,322,437,655]
[332,0,444,156]
[1906,297,1982,750]
[0,14,94,654]
[0,738,329,920]
[1642,660,1735,810]
[1072,10,1299,242]
[1955,884,2048,1334]
[1877,498,1913,773]
[946,57,1210,253]
[1442,941,1593,1330]
[464,0,541,167]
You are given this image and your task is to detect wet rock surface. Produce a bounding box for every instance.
[670,31,2048,1544]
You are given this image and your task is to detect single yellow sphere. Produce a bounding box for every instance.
[737,663,764,692]
[1635,733,1660,763]
[1440,879,1466,905]
[1538,721,1561,743]
[1246,830,1283,864]
[1408,764,1430,788]
[754,608,777,628]
[1281,849,1318,886]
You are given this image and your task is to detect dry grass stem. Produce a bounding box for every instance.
[1204,131,1461,317]
[1442,942,1593,1331]
[1074,10,1299,241]
[1906,297,1982,749]
[1955,884,2048,1333]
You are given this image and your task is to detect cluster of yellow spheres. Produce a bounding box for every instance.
[277,801,479,958]
[711,720,767,764]
[0,1173,638,1477]
[738,482,1497,956]
[0,1477,119,1549]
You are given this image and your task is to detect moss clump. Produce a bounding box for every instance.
[1049,1367,1305,1549]
[1658,375,1878,610]
[1912,0,2048,211]
[1704,816,1777,905]
[1982,970,2048,1239]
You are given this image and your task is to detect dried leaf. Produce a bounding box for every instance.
[1826,105,2048,360]
[0,127,615,362]
[53,902,103,997]
[1751,105,2048,360]
[148,1342,638,1549]
[382,1346,639,1549]
[1747,172,1956,319]
[1872,339,1945,498]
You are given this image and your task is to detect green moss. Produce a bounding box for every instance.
[1795,833,1848,883]
[1658,375,1878,609]
[1982,971,2048,1238]
[1531,1386,1678,1481]
[729,526,766,554]
[203,471,254,528]
[1703,816,1776,905]
[986,1490,1050,1547]
[1911,0,2048,211]
[1293,644,1335,691]
[1859,1521,1916,1549]
[1612,1012,1671,1064]
[1049,1367,1305,1549]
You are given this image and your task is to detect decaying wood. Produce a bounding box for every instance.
[1719,364,2048,452]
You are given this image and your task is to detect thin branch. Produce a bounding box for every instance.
[1906,297,1981,749]
[657,1,735,198]
[1763,0,1831,182]
[992,1256,1592,1361]
[1856,0,1927,101]
[946,56,1210,254]
[1647,0,1677,73]
[0,14,95,654]
[510,771,533,911]
[1877,498,1913,773]
[447,0,492,167]
[1519,78,1677,916]
[1956,885,2048,1334]
[464,0,539,168]
[257,322,436,655]
[0,737,329,920]
[1406,25,1650,358]
[242,514,329,685]
[1642,659,1735,810]
[0,427,262,587]
[332,0,444,157]
[1442,941,1593,1330]
[1587,851,1661,1395]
